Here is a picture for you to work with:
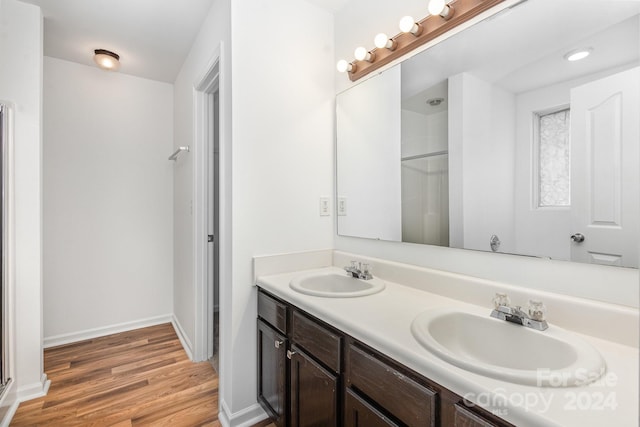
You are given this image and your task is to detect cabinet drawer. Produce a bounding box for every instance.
[347,343,437,427]
[291,310,341,373]
[258,290,288,334]
[454,404,498,427]
[344,388,399,427]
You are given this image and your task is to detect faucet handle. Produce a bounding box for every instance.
[362,263,371,275]
[528,299,547,321]
[492,292,510,308]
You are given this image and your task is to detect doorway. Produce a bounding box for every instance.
[207,89,220,370]
[193,50,224,367]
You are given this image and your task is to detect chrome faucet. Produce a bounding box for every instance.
[490,293,548,331]
[344,261,373,280]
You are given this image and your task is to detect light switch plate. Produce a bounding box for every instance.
[319,197,330,216]
[337,197,347,216]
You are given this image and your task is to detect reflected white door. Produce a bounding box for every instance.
[570,66,639,267]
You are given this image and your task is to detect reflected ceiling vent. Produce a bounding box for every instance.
[426,97,444,107]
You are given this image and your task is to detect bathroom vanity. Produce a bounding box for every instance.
[254,251,639,427]
[257,288,512,427]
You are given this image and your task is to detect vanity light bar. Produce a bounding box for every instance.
[338,0,507,82]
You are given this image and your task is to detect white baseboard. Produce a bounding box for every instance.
[43,314,173,348]
[0,374,48,426]
[0,380,17,427]
[171,314,193,360]
[219,400,268,427]
[0,401,19,427]
[16,373,50,403]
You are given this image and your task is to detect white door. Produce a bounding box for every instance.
[570,66,639,267]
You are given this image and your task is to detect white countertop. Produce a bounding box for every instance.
[256,266,639,427]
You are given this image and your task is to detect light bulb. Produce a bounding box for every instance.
[399,16,422,35]
[374,33,396,50]
[354,47,374,62]
[336,59,353,73]
[428,0,453,19]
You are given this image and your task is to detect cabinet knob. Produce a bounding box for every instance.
[274,340,284,349]
[287,350,297,360]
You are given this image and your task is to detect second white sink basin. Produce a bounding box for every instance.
[290,270,385,298]
[411,308,606,387]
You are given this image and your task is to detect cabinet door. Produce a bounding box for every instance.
[257,320,288,427]
[344,388,399,427]
[453,404,498,427]
[289,345,338,427]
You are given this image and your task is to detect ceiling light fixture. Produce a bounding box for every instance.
[93,49,120,71]
[426,97,444,106]
[563,48,593,62]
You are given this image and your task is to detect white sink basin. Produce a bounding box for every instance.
[411,308,606,387]
[290,270,385,298]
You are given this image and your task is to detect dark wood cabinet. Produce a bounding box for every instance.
[346,342,437,426]
[289,345,338,427]
[258,290,341,427]
[257,319,288,427]
[291,310,341,373]
[344,388,399,427]
[289,308,341,427]
[438,390,508,427]
[257,288,513,427]
[452,404,499,427]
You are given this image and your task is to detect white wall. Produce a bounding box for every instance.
[449,72,516,253]
[333,0,639,308]
[42,57,174,343]
[172,0,231,369]
[337,67,402,241]
[228,0,334,419]
[0,0,46,411]
[173,1,334,423]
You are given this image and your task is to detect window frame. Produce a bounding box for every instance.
[531,105,571,210]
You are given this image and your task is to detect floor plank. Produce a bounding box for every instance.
[11,323,220,426]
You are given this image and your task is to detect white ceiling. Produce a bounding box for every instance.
[20,0,215,83]
[305,0,350,13]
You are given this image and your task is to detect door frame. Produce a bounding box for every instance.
[193,44,226,362]
[0,102,15,399]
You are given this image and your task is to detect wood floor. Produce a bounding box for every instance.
[11,323,221,426]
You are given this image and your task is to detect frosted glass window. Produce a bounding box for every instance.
[537,108,570,207]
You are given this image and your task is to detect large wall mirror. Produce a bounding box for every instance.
[336,0,639,268]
